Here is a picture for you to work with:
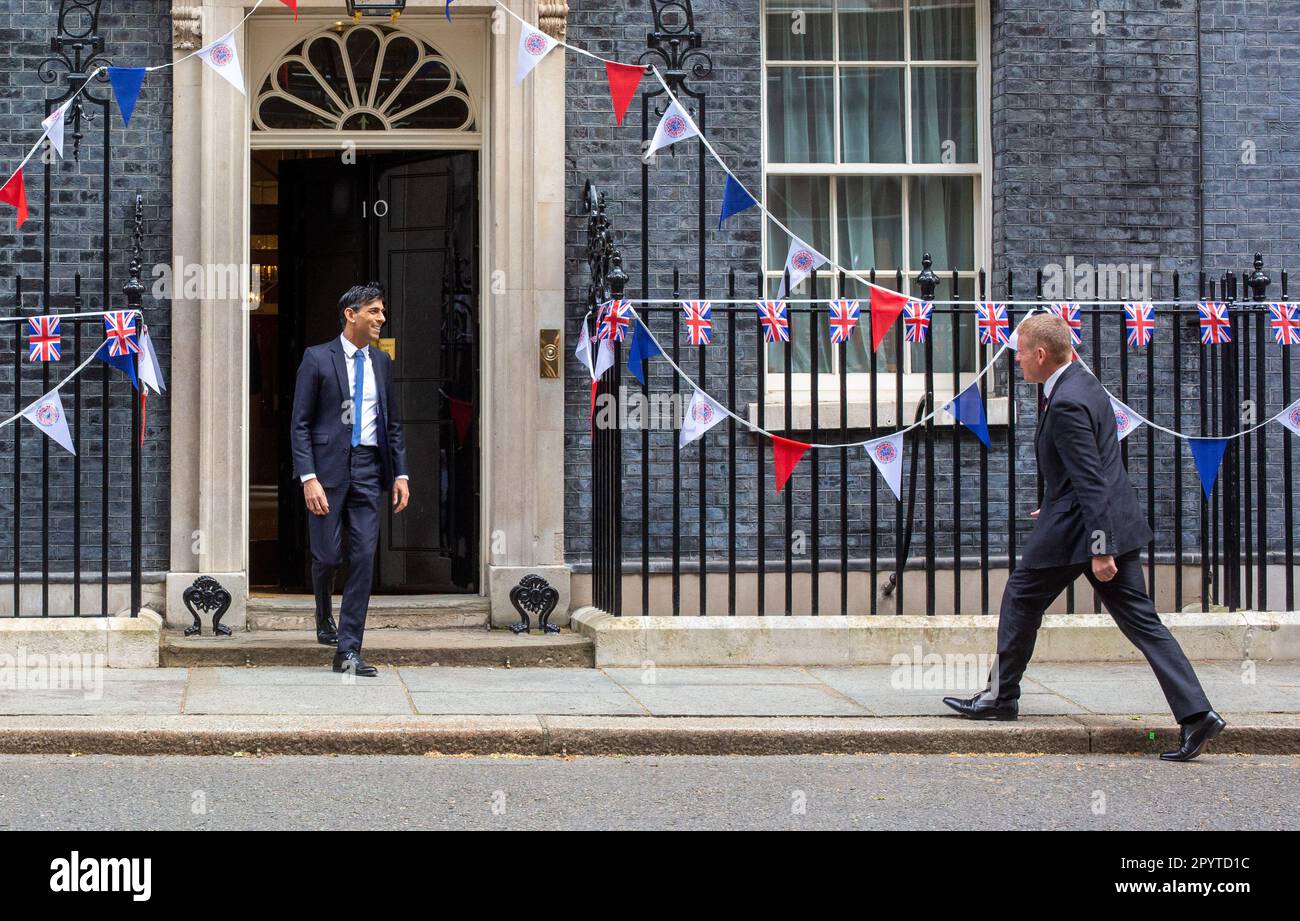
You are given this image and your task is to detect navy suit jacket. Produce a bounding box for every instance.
[290,339,408,491]
[1020,361,1153,569]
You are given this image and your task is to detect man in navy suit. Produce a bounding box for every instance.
[291,283,410,677]
[943,314,1224,762]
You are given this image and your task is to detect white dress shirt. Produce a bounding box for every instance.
[301,336,408,484]
[1043,362,1070,401]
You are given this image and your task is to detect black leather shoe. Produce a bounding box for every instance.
[1160,709,1226,762]
[316,613,338,647]
[942,692,1019,721]
[332,650,378,678]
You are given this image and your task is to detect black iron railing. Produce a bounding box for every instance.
[583,195,1298,616]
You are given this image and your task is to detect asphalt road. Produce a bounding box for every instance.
[0,753,1295,830]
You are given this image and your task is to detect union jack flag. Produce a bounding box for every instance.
[828,299,860,345]
[103,311,139,357]
[1268,303,1300,346]
[976,302,1009,345]
[682,300,712,346]
[599,299,633,342]
[27,315,61,362]
[903,300,933,344]
[1048,303,1083,344]
[1124,303,1156,348]
[1198,301,1232,345]
[756,300,789,343]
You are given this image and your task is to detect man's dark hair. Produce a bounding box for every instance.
[338,282,385,328]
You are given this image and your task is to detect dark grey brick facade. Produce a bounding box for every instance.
[566,0,1300,574]
[0,0,172,576]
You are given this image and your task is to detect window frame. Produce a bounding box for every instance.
[759,0,993,400]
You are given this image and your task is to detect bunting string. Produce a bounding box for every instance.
[595,303,1300,449]
[0,307,144,430]
[588,305,1029,450]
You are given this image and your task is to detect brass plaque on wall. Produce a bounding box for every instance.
[539,329,561,378]
[377,338,396,360]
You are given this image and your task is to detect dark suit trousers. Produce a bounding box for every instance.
[990,549,1212,723]
[306,446,383,655]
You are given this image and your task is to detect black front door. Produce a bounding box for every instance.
[252,149,480,594]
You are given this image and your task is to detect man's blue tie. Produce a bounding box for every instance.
[350,350,365,447]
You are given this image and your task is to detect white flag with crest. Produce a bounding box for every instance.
[1277,398,1300,438]
[516,26,558,83]
[679,388,725,448]
[198,31,245,95]
[648,100,700,156]
[777,236,829,299]
[864,432,904,501]
[1109,396,1145,441]
[42,102,70,159]
[23,389,75,455]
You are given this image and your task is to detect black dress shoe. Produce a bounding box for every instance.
[332,650,378,678]
[942,692,1019,721]
[1160,709,1226,762]
[316,613,338,647]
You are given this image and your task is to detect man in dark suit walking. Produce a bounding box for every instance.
[291,283,410,677]
[943,314,1224,761]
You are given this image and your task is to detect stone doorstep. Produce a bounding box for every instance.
[570,608,1300,667]
[0,713,1296,756]
[0,610,162,668]
[160,628,594,668]
[247,593,492,631]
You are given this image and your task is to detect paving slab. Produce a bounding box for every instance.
[601,666,822,687]
[398,666,624,694]
[620,683,869,716]
[0,676,188,716]
[185,665,406,688]
[183,682,414,716]
[409,691,644,716]
[807,666,1086,715]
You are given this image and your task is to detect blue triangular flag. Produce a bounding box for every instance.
[108,67,147,126]
[946,381,990,447]
[1188,438,1229,499]
[718,174,758,228]
[626,319,663,386]
[94,339,139,391]
[445,0,454,21]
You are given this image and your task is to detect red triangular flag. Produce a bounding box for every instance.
[448,396,473,448]
[605,61,645,127]
[869,286,907,352]
[0,168,29,229]
[772,435,810,494]
[279,0,298,20]
[589,378,599,436]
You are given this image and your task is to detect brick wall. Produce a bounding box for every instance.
[0,0,172,577]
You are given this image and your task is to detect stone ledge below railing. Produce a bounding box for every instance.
[0,609,163,668]
[569,608,1300,668]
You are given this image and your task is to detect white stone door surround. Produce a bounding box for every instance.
[166,0,570,629]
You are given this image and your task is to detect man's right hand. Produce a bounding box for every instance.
[1030,508,1040,519]
[304,479,329,516]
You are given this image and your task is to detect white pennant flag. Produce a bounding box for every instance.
[777,236,829,299]
[648,100,700,156]
[138,324,166,395]
[1277,397,1300,438]
[198,31,245,95]
[22,390,75,455]
[516,26,558,83]
[575,317,595,380]
[864,432,904,501]
[592,337,615,380]
[42,102,70,159]
[679,388,725,448]
[1110,396,1145,442]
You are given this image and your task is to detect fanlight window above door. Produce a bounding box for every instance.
[254,23,476,132]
